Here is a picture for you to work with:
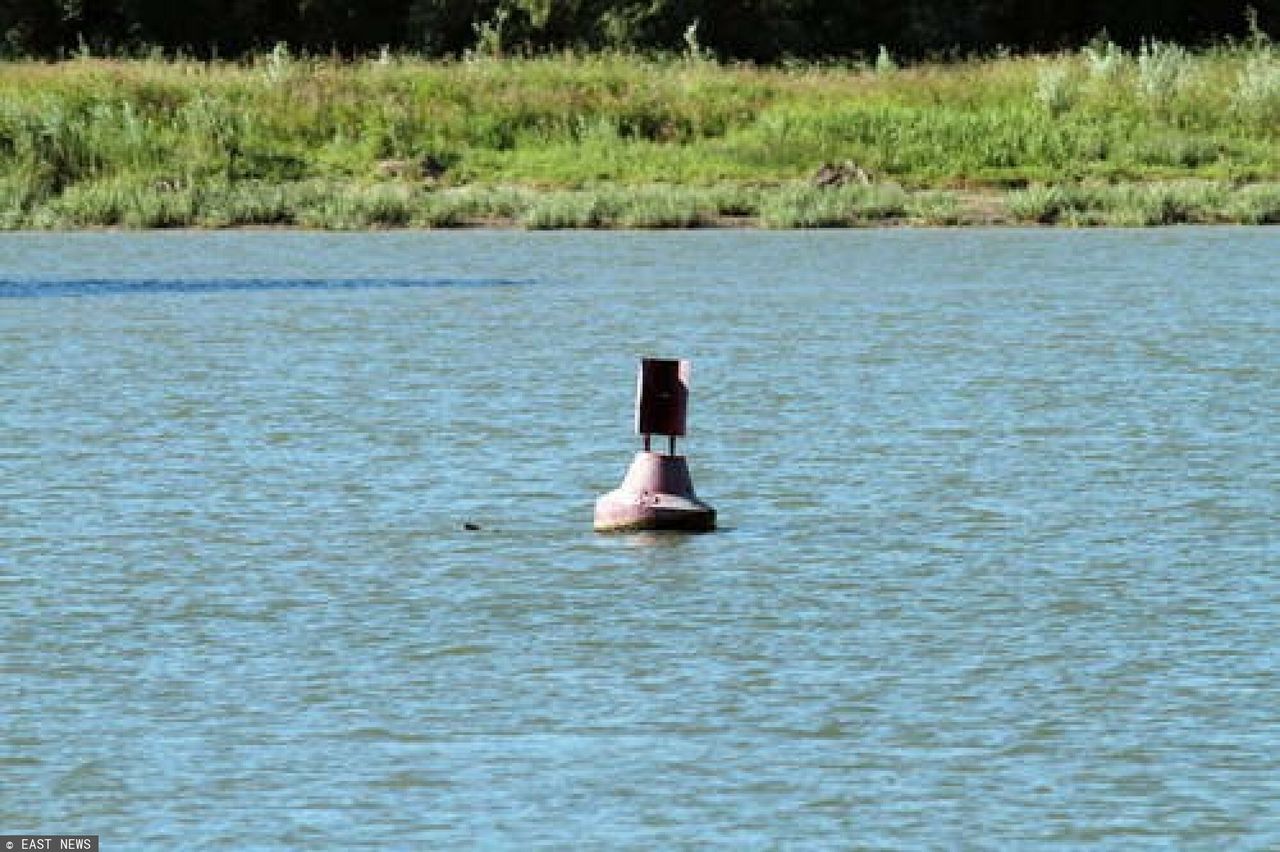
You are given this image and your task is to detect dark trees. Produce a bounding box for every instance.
[2,0,1276,59]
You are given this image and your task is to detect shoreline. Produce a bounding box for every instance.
[3,51,1277,230]
[4,181,1278,231]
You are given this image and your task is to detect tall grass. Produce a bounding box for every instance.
[1,44,1277,228]
[1006,180,1280,226]
[759,184,909,228]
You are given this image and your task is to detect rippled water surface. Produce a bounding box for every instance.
[1,229,1277,847]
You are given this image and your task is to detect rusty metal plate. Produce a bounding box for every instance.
[634,358,689,436]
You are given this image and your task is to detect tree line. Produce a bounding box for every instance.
[3,0,1276,61]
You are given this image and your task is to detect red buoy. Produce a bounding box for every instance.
[594,358,716,533]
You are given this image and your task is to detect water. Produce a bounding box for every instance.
[1,229,1276,848]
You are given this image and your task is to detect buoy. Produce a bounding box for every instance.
[594,358,716,533]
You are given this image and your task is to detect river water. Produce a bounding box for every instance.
[1,229,1277,847]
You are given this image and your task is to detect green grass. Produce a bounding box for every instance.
[1006,180,1280,226]
[1,45,1278,228]
[759,184,910,228]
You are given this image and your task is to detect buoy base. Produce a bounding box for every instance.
[594,451,716,533]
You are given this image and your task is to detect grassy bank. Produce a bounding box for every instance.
[2,42,1279,228]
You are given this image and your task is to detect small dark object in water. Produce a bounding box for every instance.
[463,522,481,531]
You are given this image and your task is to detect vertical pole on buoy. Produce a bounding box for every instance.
[594,358,716,532]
